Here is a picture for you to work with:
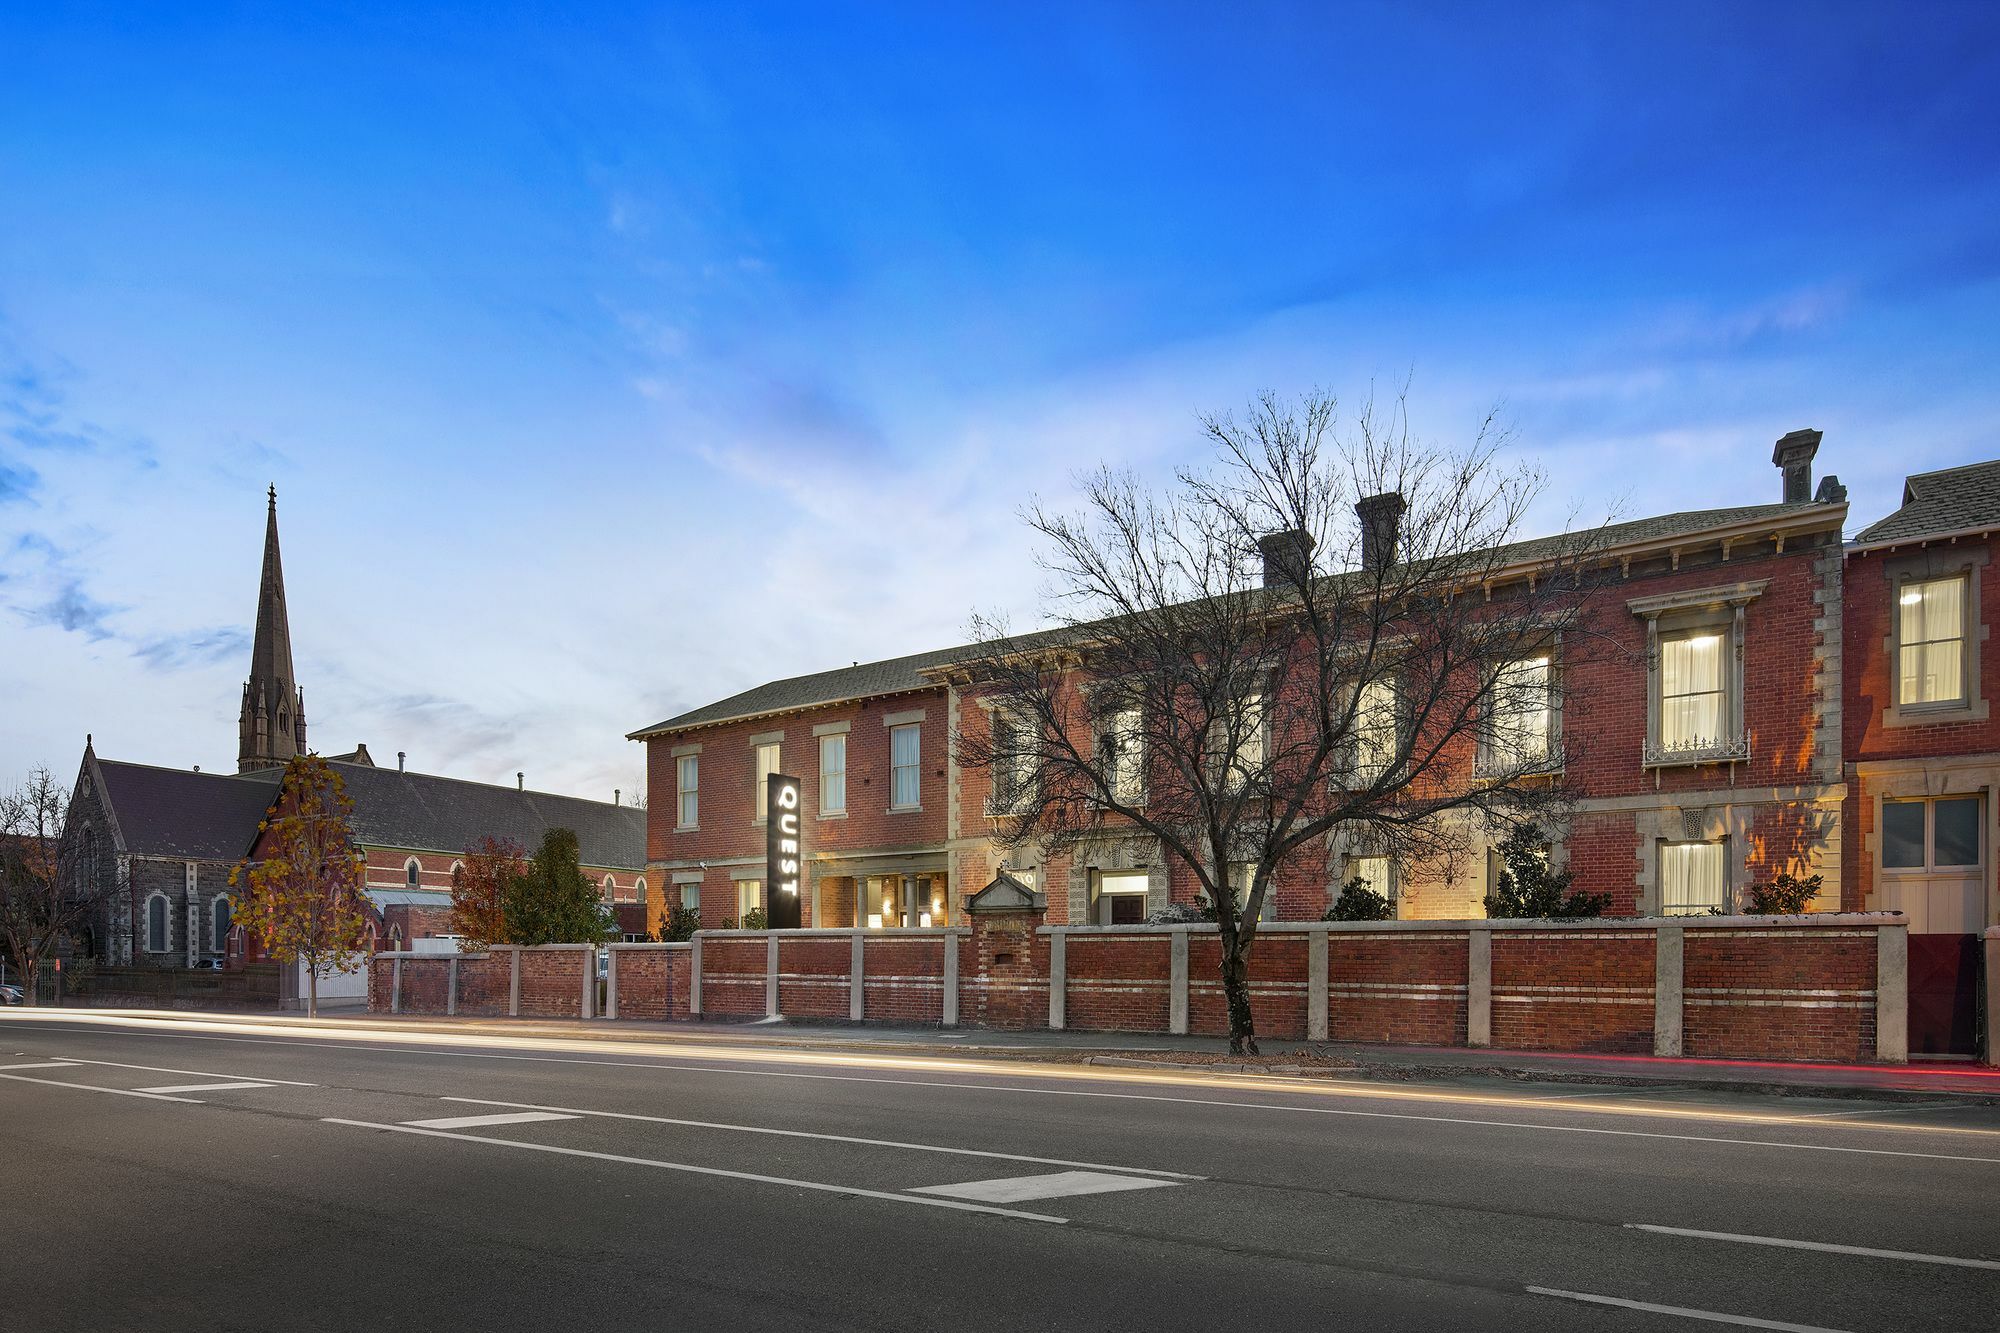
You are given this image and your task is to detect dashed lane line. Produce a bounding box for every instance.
[1625,1223,2000,1271]
[3,1062,81,1071]
[29,1055,317,1086]
[402,1111,580,1130]
[0,1071,203,1103]
[135,1081,279,1095]
[1527,1286,1852,1332]
[912,1171,1180,1204]
[320,1118,1068,1224]
[436,1096,1203,1180]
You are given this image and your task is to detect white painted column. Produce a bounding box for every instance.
[1307,926,1329,1042]
[1048,929,1067,1030]
[765,933,780,1018]
[446,956,459,1017]
[849,932,865,1021]
[1876,921,1909,1064]
[581,947,596,1020]
[1169,931,1189,1036]
[1653,925,1685,1058]
[391,956,403,1014]
[943,931,960,1028]
[690,934,703,1017]
[605,947,619,1020]
[1466,927,1492,1048]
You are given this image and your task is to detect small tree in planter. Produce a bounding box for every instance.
[1324,874,1395,921]
[1744,871,1821,915]
[1482,825,1608,919]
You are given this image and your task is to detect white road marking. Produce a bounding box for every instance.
[1803,1102,1969,1121]
[36,1055,316,1086]
[1527,1286,1852,1331]
[912,1170,1180,1204]
[1626,1223,2000,1271]
[401,1111,581,1130]
[0,1071,202,1102]
[3,1061,80,1071]
[322,1118,1067,1223]
[437,1096,1202,1180]
[135,1081,275,1095]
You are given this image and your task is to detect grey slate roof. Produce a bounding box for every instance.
[327,762,647,869]
[95,761,281,860]
[1853,460,2000,545]
[629,500,1832,738]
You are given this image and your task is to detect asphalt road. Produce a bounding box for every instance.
[3,1012,1997,1332]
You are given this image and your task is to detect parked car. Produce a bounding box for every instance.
[189,958,225,971]
[0,984,24,1005]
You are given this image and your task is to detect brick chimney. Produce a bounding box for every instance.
[1773,429,1821,503]
[1257,528,1315,589]
[1356,492,1406,572]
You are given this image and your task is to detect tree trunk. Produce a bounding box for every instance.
[307,961,317,1019]
[21,956,39,1008]
[1220,941,1258,1056]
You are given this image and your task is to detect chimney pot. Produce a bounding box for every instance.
[615,788,622,806]
[1256,529,1315,589]
[1355,492,1407,572]
[397,751,406,773]
[1773,428,1822,504]
[517,771,524,791]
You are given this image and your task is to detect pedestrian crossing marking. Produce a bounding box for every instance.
[910,1170,1181,1204]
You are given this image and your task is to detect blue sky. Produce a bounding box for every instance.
[4,3,1998,799]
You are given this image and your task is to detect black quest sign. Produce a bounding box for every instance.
[764,772,804,929]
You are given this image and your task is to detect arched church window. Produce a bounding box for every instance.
[212,897,232,953]
[145,894,169,953]
[405,858,421,887]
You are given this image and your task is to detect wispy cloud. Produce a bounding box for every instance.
[132,626,251,671]
[25,579,119,639]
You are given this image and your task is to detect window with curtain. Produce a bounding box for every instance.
[890,724,921,808]
[1898,576,1966,706]
[676,755,699,828]
[1488,656,1552,767]
[1101,706,1143,804]
[991,712,1035,811]
[1349,855,1393,904]
[145,894,168,953]
[754,741,781,821]
[1660,841,1726,914]
[1659,632,1725,752]
[679,883,701,912]
[1355,679,1397,779]
[819,734,846,814]
[736,880,763,921]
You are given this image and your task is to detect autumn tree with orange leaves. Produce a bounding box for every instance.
[231,754,369,1017]
[448,835,526,950]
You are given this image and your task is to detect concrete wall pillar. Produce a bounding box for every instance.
[1654,925,1685,1057]
[765,934,780,1018]
[943,931,960,1027]
[1985,928,2000,1068]
[1048,929,1067,1030]
[581,947,596,1020]
[391,956,402,1014]
[508,946,520,1018]
[690,934,703,1017]
[606,947,619,1020]
[1876,921,1909,1064]
[1169,931,1189,1036]
[446,956,458,1017]
[849,932,866,1021]
[1307,926,1329,1042]
[1466,928,1492,1048]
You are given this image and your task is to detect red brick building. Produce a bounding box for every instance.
[635,429,1886,931]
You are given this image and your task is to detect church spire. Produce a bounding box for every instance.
[238,486,307,772]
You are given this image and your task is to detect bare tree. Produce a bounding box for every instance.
[0,768,104,1005]
[955,391,1608,1053]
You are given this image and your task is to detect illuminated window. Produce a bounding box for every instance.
[1898,576,1967,706]
[754,741,781,822]
[819,734,846,815]
[676,754,699,828]
[1094,869,1150,925]
[1659,632,1726,753]
[736,879,763,921]
[1354,680,1398,781]
[679,882,700,912]
[1660,841,1726,915]
[1348,855,1392,905]
[1213,692,1265,788]
[890,724,921,809]
[1482,656,1553,771]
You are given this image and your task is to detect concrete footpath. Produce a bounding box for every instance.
[47,1004,2000,1103]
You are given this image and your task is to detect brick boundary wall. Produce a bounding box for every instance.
[368,915,1916,1065]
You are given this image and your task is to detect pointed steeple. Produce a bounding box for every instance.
[238,486,307,772]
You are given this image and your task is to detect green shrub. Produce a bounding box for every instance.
[1483,825,1609,919]
[1323,875,1394,921]
[659,904,701,942]
[741,907,769,931]
[1744,871,1820,915]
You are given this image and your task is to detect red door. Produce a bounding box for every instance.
[1906,934,1981,1058]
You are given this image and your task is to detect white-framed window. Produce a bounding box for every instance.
[819,734,846,815]
[676,754,699,829]
[1898,575,1967,707]
[212,896,232,952]
[679,883,701,912]
[1660,840,1727,915]
[1214,691,1266,788]
[1094,869,1150,924]
[404,857,421,887]
[1882,795,1982,872]
[736,879,763,921]
[890,724,921,809]
[144,893,169,953]
[1659,632,1726,753]
[753,741,781,822]
[1100,706,1144,805]
[634,876,647,904]
[1348,854,1393,906]
[1354,679,1397,781]
[601,874,617,901]
[1483,655,1553,771]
